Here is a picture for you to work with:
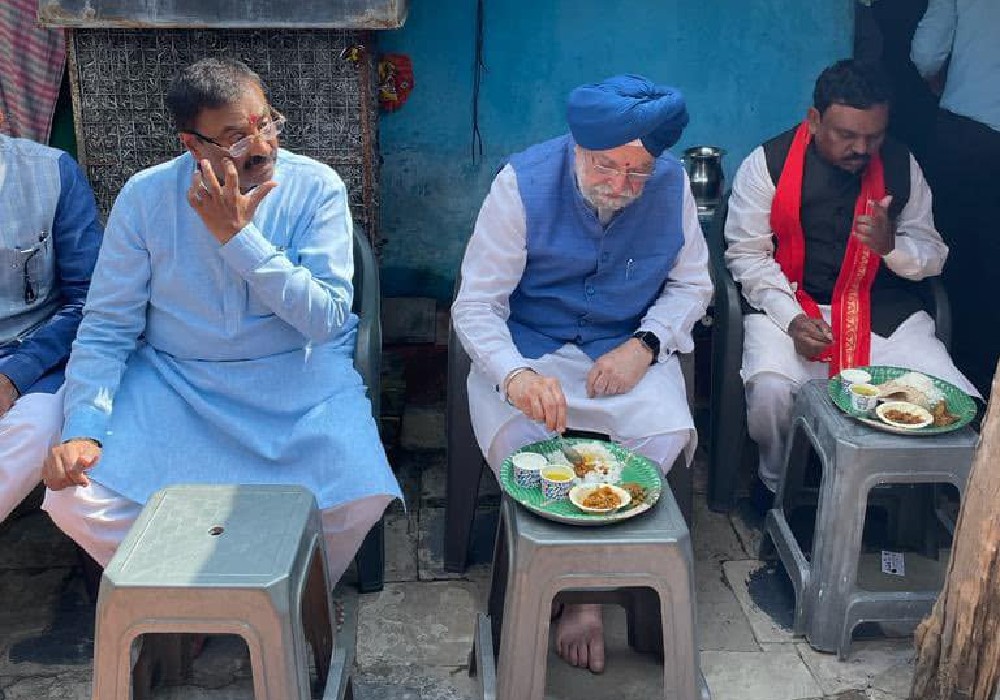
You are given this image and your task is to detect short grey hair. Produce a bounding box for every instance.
[165,57,265,132]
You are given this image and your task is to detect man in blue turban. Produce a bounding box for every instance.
[453,75,711,673]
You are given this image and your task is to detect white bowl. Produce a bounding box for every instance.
[511,452,548,487]
[839,368,871,391]
[875,401,933,430]
[568,483,632,514]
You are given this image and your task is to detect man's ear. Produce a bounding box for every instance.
[806,107,821,135]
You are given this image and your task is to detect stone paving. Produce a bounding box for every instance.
[0,343,936,699]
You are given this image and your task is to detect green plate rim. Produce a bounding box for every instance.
[827,365,977,435]
[499,437,662,526]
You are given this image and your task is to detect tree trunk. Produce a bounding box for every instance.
[912,364,1000,700]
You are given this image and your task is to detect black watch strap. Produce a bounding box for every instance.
[632,331,661,365]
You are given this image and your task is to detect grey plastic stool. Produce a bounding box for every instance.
[765,380,977,659]
[470,492,709,700]
[91,484,353,700]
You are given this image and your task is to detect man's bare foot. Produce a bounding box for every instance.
[554,603,605,673]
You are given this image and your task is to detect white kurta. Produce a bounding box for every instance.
[452,164,713,464]
[725,146,979,489]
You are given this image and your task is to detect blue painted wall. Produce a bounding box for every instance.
[377,1,854,300]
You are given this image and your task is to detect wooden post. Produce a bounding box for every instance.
[912,365,1000,700]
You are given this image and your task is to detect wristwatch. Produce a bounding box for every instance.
[632,331,661,365]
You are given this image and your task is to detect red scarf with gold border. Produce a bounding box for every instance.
[770,120,885,376]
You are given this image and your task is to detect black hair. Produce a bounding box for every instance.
[165,57,264,132]
[813,59,891,115]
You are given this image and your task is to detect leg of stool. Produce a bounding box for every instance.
[487,502,512,658]
[92,606,140,700]
[302,549,334,688]
[496,579,551,700]
[805,449,867,655]
[246,616,305,699]
[653,573,698,700]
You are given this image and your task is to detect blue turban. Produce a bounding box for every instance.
[566,74,689,157]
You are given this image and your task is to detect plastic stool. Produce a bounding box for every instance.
[766,380,977,659]
[91,484,352,699]
[471,492,709,700]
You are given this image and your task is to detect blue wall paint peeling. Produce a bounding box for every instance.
[377,1,854,300]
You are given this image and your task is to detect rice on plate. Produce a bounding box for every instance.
[545,441,624,485]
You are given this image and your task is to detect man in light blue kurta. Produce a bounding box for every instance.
[42,58,400,584]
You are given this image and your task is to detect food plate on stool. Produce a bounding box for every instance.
[498,437,661,526]
[828,365,977,435]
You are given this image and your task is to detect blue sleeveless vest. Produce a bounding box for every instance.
[507,134,686,360]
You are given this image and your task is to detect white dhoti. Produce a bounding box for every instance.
[742,309,980,491]
[0,387,63,522]
[42,481,391,585]
[468,344,695,476]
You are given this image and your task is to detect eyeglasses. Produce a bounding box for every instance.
[185,110,286,160]
[590,157,654,183]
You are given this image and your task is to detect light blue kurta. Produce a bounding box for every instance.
[62,150,401,509]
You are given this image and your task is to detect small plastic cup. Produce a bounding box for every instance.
[540,465,576,501]
[512,452,548,489]
[849,382,880,413]
[839,368,871,392]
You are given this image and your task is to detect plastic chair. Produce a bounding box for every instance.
[445,276,697,573]
[706,192,954,513]
[91,484,353,700]
[351,227,385,593]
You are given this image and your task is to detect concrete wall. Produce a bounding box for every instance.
[377,1,854,300]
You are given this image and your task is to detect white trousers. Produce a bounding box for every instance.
[486,413,689,478]
[743,310,979,491]
[0,387,64,522]
[42,481,391,586]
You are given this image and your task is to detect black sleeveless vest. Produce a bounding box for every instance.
[762,127,923,336]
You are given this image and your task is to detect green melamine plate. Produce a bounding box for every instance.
[828,365,978,435]
[499,437,662,526]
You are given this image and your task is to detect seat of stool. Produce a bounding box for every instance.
[767,380,977,660]
[109,485,316,587]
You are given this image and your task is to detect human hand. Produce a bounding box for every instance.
[788,314,834,359]
[854,195,895,256]
[187,159,277,244]
[43,439,102,491]
[506,370,567,433]
[586,338,653,398]
[0,373,19,417]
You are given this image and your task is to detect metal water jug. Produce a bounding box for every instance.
[682,146,725,210]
